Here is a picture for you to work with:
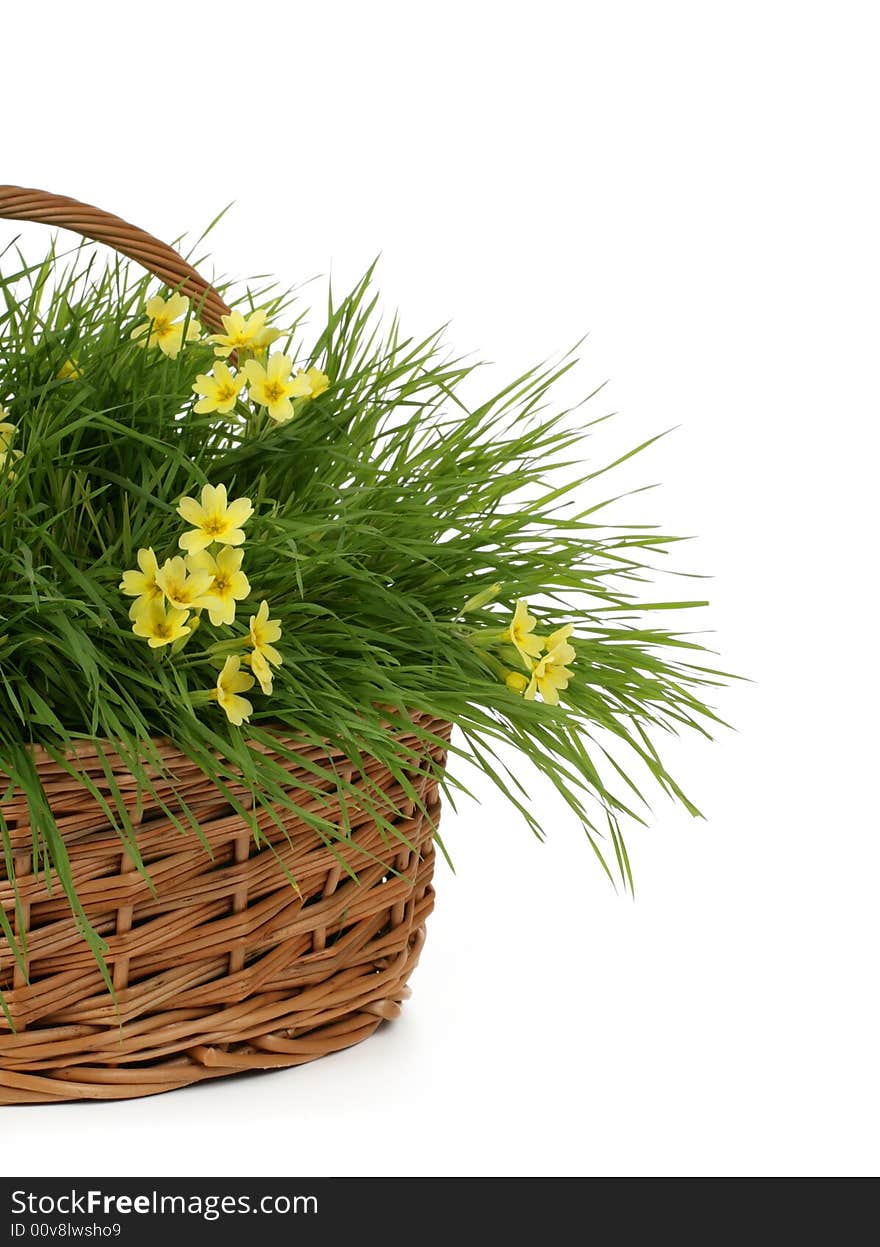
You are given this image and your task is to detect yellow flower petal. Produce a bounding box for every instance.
[290,371,313,397]
[164,293,190,321]
[145,295,167,320]
[203,482,226,512]
[267,353,292,380]
[215,656,255,725]
[248,649,274,695]
[178,495,207,526]
[242,359,266,387]
[223,497,254,528]
[267,396,294,423]
[306,366,330,397]
[179,529,214,555]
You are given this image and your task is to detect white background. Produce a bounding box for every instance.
[3,1,879,1177]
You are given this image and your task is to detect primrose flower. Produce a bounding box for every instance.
[57,358,82,381]
[246,648,275,696]
[131,294,200,359]
[187,547,251,626]
[119,547,164,618]
[213,655,255,726]
[209,309,281,359]
[131,600,191,649]
[0,419,22,481]
[192,362,245,415]
[0,449,21,481]
[177,483,254,554]
[545,624,575,654]
[155,556,214,611]
[294,365,330,399]
[0,418,16,451]
[503,599,544,669]
[248,600,283,668]
[525,627,576,706]
[243,353,310,423]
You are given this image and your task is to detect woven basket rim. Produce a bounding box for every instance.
[1,709,450,777]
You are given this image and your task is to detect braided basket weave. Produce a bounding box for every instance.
[0,187,452,1104]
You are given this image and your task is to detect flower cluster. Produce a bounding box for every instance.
[131,295,330,425]
[119,482,282,726]
[465,596,576,705]
[502,600,576,704]
[122,293,331,725]
[126,297,571,719]
[195,352,328,424]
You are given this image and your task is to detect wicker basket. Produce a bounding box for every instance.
[0,188,452,1104]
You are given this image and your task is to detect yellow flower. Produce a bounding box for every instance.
[503,599,544,669]
[504,670,529,694]
[0,449,22,481]
[0,418,16,452]
[246,648,275,695]
[545,623,575,654]
[155,555,215,611]
[0,419,22,481]
[525,627,576,706]
[119,547,164,618]
[295,365,330,399]
[57,358,82,380]
[131,600,191,648]
[131,294,200,359]
[192,362,245,415]
[248,600,283,668]
[243,353,310,423]
[186,547,251,626]
[177,483,254,554]
[209,309,281,359]
[212,655,255,726]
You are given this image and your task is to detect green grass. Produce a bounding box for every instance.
[0,235,729,1018]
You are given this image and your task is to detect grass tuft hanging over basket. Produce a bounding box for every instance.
[0,187,729,1103]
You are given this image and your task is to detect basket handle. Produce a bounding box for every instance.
[0,185,232,333]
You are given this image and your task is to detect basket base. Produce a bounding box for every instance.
[1,720,449,1105]
[1,921,430,1105]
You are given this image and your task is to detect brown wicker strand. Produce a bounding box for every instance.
[0,186,231,331]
